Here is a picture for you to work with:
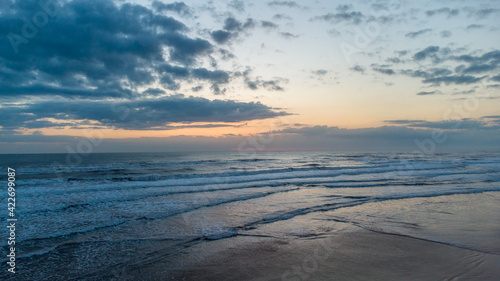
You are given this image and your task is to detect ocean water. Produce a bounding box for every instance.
[1,151,500,280]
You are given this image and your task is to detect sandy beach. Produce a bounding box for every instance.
[101,222,499,281]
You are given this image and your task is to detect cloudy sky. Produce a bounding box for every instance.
[1,0,500,153]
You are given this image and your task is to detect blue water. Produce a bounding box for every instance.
[1,151,500,280]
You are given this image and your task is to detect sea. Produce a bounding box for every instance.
[1,151,500,280]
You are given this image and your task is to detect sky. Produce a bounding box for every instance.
[1,0,500,153]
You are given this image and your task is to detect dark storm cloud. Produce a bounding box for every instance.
[0,0,226,97]
[151,1,192,17]
[425,7,459,17]
[0,95,291,130]
[405,29,432,38]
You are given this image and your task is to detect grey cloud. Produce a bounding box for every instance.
[191,85,203,92]
[280,32,299,39]
[351,65,366,73]
[396,50,409,57]
[425,8,459,17]
[440,30,452,38]
[312,5,364,25]
[312,70,328,76]
[267,1,300,8]
[422,75,484,85]
[413,46,440,61]
[327,29,341,36]
[210,84,226,95]
[417,91,439,96]
[371,3,388,11]
[237,69,288,91]
[384,120,425,124]
[143,88,166,96]
[373,67,395,75]
[273,14,292,20]
[211,17,256,45]
[246,79,286,91]
[0,96,291,130]
[378,47,500,88]
[0,0,222,99]
[405,29,432,38]
[386,57,402,64]
[261,21,279,29]
[467,8,499,19]
[466,24,484,30]
[384,118,500,130]
[5,124,500,152]
[152,1,192,17]
[191,68,230,84]
[224,17,242,31]
[228,0,245,12]
[313,11,364,25]
[211,30,232,44]
[406,119,499,130]
[461,64,497,74]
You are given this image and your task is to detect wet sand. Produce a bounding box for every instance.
[120,223,500,281]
